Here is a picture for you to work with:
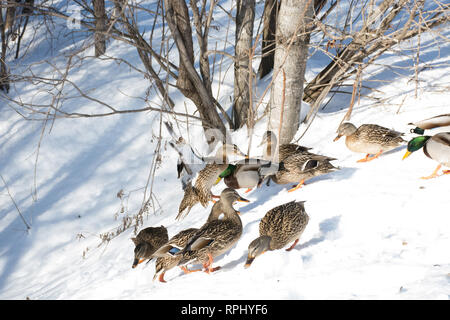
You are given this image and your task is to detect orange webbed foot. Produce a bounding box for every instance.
[357,150,382,163]
[421,164,442,179]
[180,266,202,274]
[158,272,167,283]
[287,180,305,192]
[285,239,299,251]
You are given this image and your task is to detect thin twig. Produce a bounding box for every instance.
[1,174,31,231]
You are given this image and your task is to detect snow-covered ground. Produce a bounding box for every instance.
[0,1,449,300]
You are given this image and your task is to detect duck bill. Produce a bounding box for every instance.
[402,151,412,160]
[214,176,222,185]
[244,257,255,268]
[132,258,145,268]
[333,135,342,142]
[237,197,250,203]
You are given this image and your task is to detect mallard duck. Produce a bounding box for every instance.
[215,158,271,193]
[245,200,309,268]
[409,114,450,131]
[402,132,450,179]
[260,130,312,162]
[258,151,339,192]
[176,144,246,220]
[153,191,247,282]
[131,225,168,268]
[176,188,249,274]
[152,228,200,282]
[334,122,405,162]
[258,131,335,191]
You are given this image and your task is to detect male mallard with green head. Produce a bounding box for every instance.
[334,122,405,162]
[409,114,450,131]
[245,200,309,268]
[402,132,450,179]
[215,158,272,193]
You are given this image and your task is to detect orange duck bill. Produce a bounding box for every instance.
[244,256,255,269]
[132,258,145,268]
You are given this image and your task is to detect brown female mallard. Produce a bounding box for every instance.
[334,122,405,162]
[176,188,249,274]
[259,130,311,162]
[258,150,339,192]
[131,225,168,268]
[152,228,200,282]
[245,200,309,268]
[176,144,246,220]
[152,189,248,282]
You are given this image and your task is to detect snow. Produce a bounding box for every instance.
[0,1,449,300]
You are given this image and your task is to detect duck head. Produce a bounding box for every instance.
[402,135,431,160]
[334,122,357,141]
[244,235,271,268]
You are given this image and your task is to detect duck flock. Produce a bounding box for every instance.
[130,114,450,283]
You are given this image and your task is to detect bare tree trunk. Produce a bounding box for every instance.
[258,0,278,80]
[15,0,34,59]
[0,5,10,93]
[190,0,214,97]
[165,0,227,141]
[4,0,18,32]
[93,0,106,57]
[268,0,314,144]
[233,0,255,129]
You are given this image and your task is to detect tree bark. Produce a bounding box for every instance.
[4,0,19,32]
[0,5,10,93]
[93,0,106,57]
[258,0,278,80]
[268,0,314,145]
[233,0,255,129]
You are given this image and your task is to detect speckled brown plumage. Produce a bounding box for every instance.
[194,163,228,206]
[245,201,309,268]
[176,189,246,271]
[153,228,199,281]
[336,123,405,155]
[131,225,168,268]
[271,152,339,185]
[259,201,309,250]
[278,144,312,161]
[176,163,228,220]
[261,131,311,162]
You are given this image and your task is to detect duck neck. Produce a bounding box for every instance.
[259,235,273,251]
[206,201,224,223]
[221,200,242,225]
